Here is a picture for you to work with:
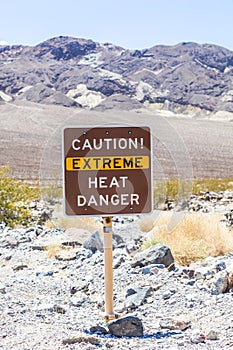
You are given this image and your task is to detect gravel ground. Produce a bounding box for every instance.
[1,211,233,350]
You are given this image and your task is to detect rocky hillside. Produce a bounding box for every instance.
[1,36,233,118]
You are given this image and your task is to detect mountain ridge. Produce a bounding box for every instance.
[1,36,233,118]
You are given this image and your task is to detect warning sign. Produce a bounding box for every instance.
[63,126,152,216]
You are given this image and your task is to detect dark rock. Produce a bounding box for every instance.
[210,270,229,295]
[36,271,53,277]
[162,290,175,300]
[113,255,125,269]
[112,233,125,246]
[76,248,93,260]
[83,231,103,252]
[89,325,108,335]
[107,315,144,337]
[53,304,66,314]
[25,226,43,236]
[32,36,98,60]
[70,281,89,294]
[124,286,153,309]
[213,261,226,272]
[12,264,28,271]
[31,244,47,251]
[131,243,174,269]
[18,236,31,244]
[55,251,77,261]
[186,279,196,286]
[0,284,6,294]
[0,237,18,249]
[140,263,165,274]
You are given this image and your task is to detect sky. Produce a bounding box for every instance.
[1,0,233,50]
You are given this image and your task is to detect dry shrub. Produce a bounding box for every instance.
[141,212,233,266]
[139,211,163,233]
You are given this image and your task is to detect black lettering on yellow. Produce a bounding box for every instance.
[135,157,143,168]
[83,158,91,169]
[72,158,81,169]
[123,157,133,168]
[103,158,111,169]
[113,157,121,168]
[93,157,101,168]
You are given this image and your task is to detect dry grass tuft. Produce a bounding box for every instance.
[46,204,102,232]
[45,243,63,258]
[140,212,233,266]
[58,216,102,232]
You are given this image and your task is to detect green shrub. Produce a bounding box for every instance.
[0,167,39,227]
[154,177,233,205]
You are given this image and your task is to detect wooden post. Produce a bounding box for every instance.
[102,216,117,322]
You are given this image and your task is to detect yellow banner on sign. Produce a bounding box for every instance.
[66,156,149,171]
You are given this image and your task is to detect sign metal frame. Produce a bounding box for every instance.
[62,125,153,217]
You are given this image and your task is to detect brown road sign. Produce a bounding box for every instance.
[63,126,152,216]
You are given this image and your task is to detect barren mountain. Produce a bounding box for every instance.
[1,36,233,117]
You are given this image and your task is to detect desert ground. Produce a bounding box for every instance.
[0,102,233,185]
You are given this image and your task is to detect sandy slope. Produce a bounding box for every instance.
[0,102,233,182]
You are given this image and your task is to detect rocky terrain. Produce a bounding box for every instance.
[1,36,233,117]
[0,194,233,350]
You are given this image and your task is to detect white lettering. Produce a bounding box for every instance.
[77,193,140,207]
[119,176,128,188]
[77,195,86,206]
[88,195,98,206]
[111,194,120,205]
[104,138,112,149]
[121,194,129,205]
[131,193,139,205]
[72,139,81,150]
[109,177,119,188]
[93,139,102,150]
[88,177,98,188]
[99,195,109,206]
[118,138,127,149]
[99,177,108,188]
[82,139,92,150]
[71,137,143,151]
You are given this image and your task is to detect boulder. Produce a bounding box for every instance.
[131,243,174,269]
[210,270,229,295]
[83,231,103,252]
[107,316,143,337]
[124,286,153,309]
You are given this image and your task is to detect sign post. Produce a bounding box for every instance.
[102,216,116,321]
[63,125,152,321]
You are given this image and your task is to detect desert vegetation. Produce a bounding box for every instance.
[154,177,233,205]
[139,211,233,266]
[0,166,39,227]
